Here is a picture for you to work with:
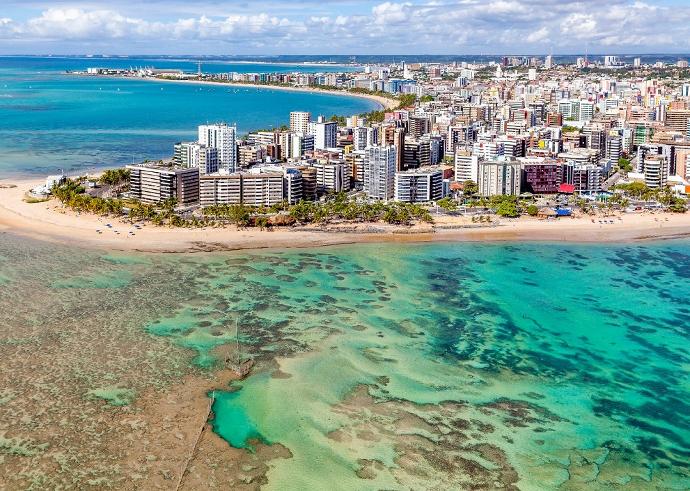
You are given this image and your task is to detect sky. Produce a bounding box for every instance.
[0,0,689,56]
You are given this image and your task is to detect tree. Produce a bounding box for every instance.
[436,197,458,212]
[396,94,417,108]
[99,168,130,185]
[526,204,539,216]
[496,201,519,217]
[463,180,478,196]
[669,198,688,213]
[617,157,632,172]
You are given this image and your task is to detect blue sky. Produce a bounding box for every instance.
[1,1,689,55]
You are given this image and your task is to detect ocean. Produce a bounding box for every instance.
[0,56,376,179]
[1,232,689,489]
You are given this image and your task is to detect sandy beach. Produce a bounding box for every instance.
[2,178,690,253]
[110,74,398,111]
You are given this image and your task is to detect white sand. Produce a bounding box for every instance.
[1,178,689,253]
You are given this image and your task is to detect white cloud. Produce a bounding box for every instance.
[1,1,689,53]
[526,27,549,44]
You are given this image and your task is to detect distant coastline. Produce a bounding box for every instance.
[68,72,397,111]
[146,77,397,111]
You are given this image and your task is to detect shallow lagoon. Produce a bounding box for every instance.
[1,235,689,489]
[143,241,690,489]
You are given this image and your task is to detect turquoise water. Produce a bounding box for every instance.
[0,57,375,178]
[2,234,689,488]
[138,241,690,489]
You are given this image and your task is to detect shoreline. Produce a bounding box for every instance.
[2,177,690,253]
[143,76,398,111]
[76,73,397,111]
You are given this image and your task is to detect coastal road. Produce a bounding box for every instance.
[602,171,622,191]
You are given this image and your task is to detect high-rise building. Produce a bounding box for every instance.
[606,133,622,162]
[477,159,521,196]
[291,133,315,158]
[309,118,338,150]
[394,128,405,172]
[314,162,351,194]
[364,146,396,201]
[283,168,304,204]
[558,100,594,122]
[408,115,430,138]
[643,155,669,188]
[403,138,431,169]
[454,151,481,183]
[394,168,444,203]
[522,162,563,194]
[198,123,237,172]
[173,142,219,175]
[241,172,285,206]
[572,164,602,193]
[199,173,242,206]
[353,126,369,151]
[290,111,312,134]
[604,55,620,67]
[127,164,200,205]
[665,110,690,134]
[544,55,553,69]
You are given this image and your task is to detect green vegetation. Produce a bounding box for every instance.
[23,195,50,204]
[52,180,124,215]
[202,203,253,227]
[465,194,533,217]
[396,93,417,108]
[613,182,687,212]
[99,168,130,185]
[462,180,478,196]
[53,179,434,228]
[526,204,539,216]
[496,200,520,217]
[617,157,633,172]
[562,125,580,133]
[436,197,458,211]
[419,95,434,103]
[287,193,432,225]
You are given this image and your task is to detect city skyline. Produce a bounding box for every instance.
[1,0,690,55]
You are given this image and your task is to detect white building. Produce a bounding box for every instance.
[454,151,481,183]
[198,123,237,172]
[394,168,444,203]
[291,133,315,158]
[643,155,669,189]
[572,164,602,193]
[314,162,351,194]
[558,100,595,122]
[364,145,396,201]
[477,159,521,196]
[199,172,284,207]
[353,126,369,151]
[309,118,337,150]
[290,111,311,134]
[174,142,219,175]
